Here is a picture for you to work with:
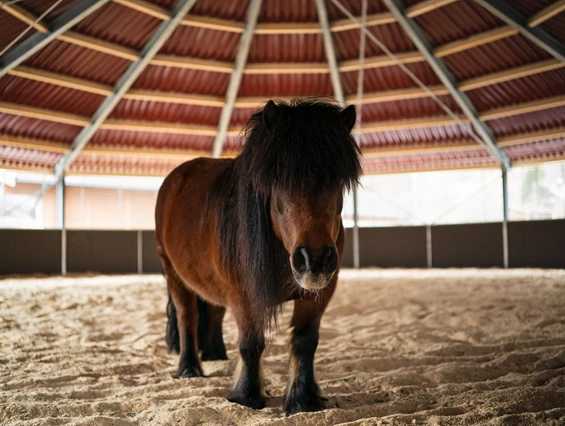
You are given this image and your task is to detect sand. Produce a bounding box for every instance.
[1,269,565,426]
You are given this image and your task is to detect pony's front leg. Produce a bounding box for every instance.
[227,310,265,409]
[285,297,329,415]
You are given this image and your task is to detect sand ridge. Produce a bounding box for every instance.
[1,269,564,425]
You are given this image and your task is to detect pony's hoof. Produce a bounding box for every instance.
[227,392,265,410]
[175,366,204,378]
[284,393,324,415]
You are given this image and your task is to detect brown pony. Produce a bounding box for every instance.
[155,98,361,415]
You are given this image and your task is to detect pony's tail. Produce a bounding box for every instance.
[166,290,180,354]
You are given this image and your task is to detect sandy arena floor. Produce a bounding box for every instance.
[1,269,565,425]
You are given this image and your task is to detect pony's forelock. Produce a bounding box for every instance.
[239,98,362,196]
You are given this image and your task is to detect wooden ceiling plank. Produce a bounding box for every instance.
[8,66,113,96]
[528,0,565,27]
[435,26,518,57]
[0,102,90,126]
[1,2,49,32]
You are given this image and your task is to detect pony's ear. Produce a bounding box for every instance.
[263,100,279,130]
[340,105,356,132]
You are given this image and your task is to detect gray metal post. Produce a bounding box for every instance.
[352,185,360,268]
[137,230,143,274]
[426,225,433,268]
[211,0,263,158]
[56,174,67,275]
[56,174,65,229]
[350,0,367,270]
[502,168,509,268]
[315,0,344,104]
[316,0,361,268]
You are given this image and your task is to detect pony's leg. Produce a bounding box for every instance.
[166,289,180,354]
[284,297,329,415]
[162,258,204,378]
[197,297,228,361]
[227,311,265,409]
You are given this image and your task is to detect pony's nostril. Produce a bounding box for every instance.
[292,246,311,273]
[321,246,338,274]
[292,246,337,275]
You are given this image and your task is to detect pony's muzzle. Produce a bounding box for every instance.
[291,245,338,290]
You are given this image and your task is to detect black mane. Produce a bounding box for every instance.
[208,98,362,330]
[240,98,362,196]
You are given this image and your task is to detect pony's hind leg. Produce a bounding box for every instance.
[161,257,204,378]
[227,309,266,409]
[284,297,329,415]
[166,290,180,354]
[197,297,228,361]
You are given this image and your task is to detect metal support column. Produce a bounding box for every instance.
[316,0,361,268]
[56,174,65,229]
[56,174,67,275]
[137,230,143,274]
[426,225,433,268]
[352,186,360,268]
[502,168,509,268]
[315,0,344,104]
[211,0,263,158]
[351,0,367,270]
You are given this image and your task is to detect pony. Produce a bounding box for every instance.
[155,98,361,415]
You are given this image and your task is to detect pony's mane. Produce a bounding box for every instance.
[208,98,362,331]
[240,98,362,196]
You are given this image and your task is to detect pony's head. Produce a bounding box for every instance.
[240,98,362,291]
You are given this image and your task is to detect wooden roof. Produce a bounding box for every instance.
[1,0,565,176]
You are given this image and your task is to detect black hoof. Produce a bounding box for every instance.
[227,392,265,410]
[284,392,324,415]
[175,364,204,378]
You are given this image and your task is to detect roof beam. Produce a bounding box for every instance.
[434,26,518,57]
[459,58,562,91]
[4,127,565,161]
[102,119,219,136]
[3,2,515,75]
[383,0,511,170]
[59,31,139,61]
[315,0,344,103]
[1,2,49,32]
[10,58,562,109]
[476,0,565,64]
[0,0,110,78]
[3,93,565,135]
[0,101,90,126]
[211,0,262,158]
[112,0,169,19]
[78,24,515,72]
[53,0,198,178]
[9,66,114,96]
[528,0,565,27]
[115,0,456,34]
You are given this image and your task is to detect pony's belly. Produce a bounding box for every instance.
[173,261,229,307]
